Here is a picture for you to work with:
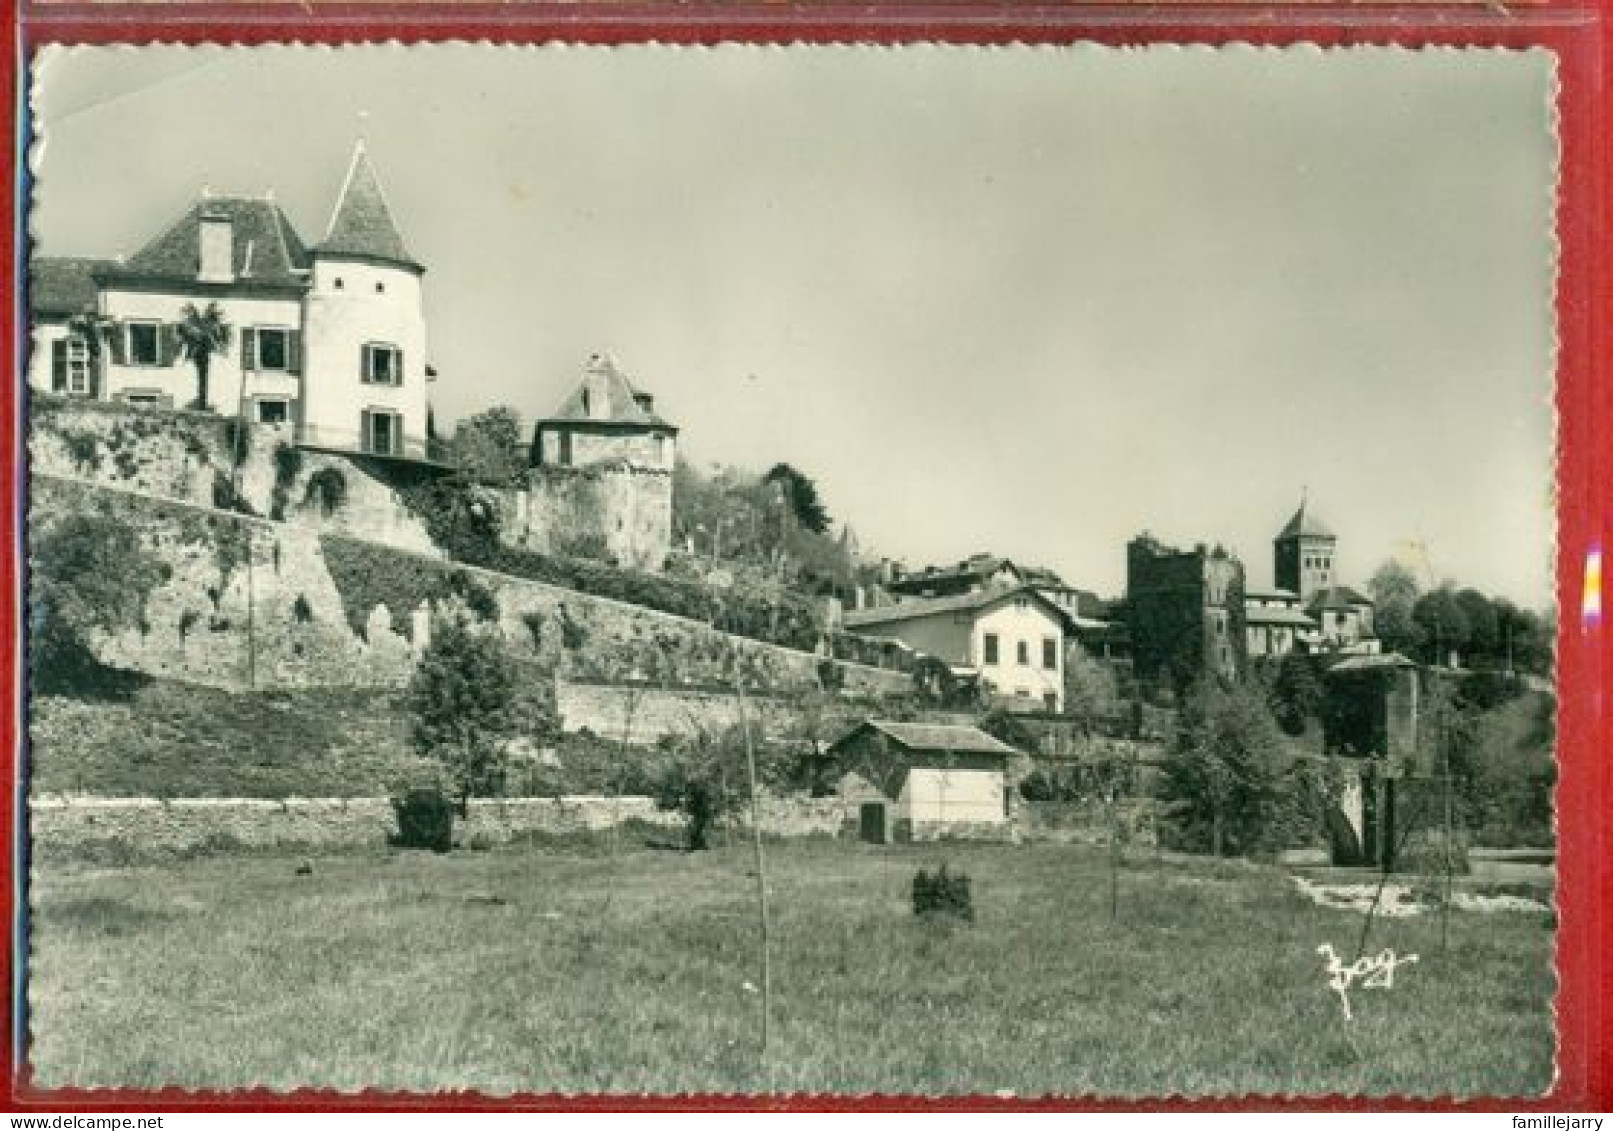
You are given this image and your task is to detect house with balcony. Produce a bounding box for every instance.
[26,140,437,463]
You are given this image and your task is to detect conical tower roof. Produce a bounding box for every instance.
[315,141,420,270]
[1277,499,1335,540]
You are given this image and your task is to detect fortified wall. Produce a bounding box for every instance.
[29,398,672,574]
[31,475,914,704]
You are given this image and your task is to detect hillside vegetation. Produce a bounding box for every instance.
[28,680,422,799]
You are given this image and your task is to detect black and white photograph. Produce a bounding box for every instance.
[22,42,1559,1097]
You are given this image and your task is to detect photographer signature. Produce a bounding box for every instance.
[1317,943,1419,1021]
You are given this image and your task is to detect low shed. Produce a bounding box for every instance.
[828,720,1020,842]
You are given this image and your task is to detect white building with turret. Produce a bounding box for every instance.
[27,141,436,461]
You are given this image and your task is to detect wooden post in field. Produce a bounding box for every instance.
[711,573,772,1062]
[736,674,772,1061]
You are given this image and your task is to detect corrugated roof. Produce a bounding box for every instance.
[315,142,419,269]
[537,353,673,428]
[110,196,312,288]
[1277,501,1335,540]
[843,583,1073,631]
[1244,605,1317,627]
[29,256,115,317]
[833,720,1020,757]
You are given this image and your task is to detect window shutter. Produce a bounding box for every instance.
[359,344,371,382]
[159,324,180,367]
[241,328,257,372]
[50,340,67,392]
[287,330,302,375]
[360,409,373,453]
[394,349,404,385]
[108,326,126,366]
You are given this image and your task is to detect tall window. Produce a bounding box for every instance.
[125,321,160,367]
[1042,637,1057,670]
[66,337,90,394]
[362,343,403,385]
[256,328,290,371]
[1016,640,1030,666]
[982,633,999,666]
[362,409,402,456]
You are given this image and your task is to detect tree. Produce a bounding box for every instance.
[452,406,526,486]
[1455,588,1500,662]
[408,615,523,813]
[655,724,789,849]
[1413,585,1471,666]
[1064,640,1123,720]
[763,463,831,535]
[174,302,232,411]
[1368,559,1425,657]
[1157,680,1290,857]
[1267,651,1324,737]
[31,514,168,691]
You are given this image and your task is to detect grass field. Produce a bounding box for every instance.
[27,840,1553,1097]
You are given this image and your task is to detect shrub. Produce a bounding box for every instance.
[210,471,257,516]
[391,788,455,852]
[912,864,974,923]
[61,429,101,472]
[305,467,348,516]
[272,443,304,489]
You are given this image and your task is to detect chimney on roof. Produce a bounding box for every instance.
[198,209,234,284]
[633,391,654,414]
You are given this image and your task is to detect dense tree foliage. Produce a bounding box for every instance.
[1266,652,1324,737]
[31,514,169,692]
[672,457,856,596]
[1367,560,1551,675]
[408,615,524,811]
[452,406,527,487]
[1157,680,1291,857]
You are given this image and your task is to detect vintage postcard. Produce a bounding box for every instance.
[21,42,1559,1098]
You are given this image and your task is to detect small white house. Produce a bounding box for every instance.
[842,583,1073,713]
[828,720,1020,842]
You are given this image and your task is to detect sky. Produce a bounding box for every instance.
[25,43,1559,606]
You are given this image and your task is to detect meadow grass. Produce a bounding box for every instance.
[26,840,1553,1097]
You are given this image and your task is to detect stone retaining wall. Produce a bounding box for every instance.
[29,792,859,860]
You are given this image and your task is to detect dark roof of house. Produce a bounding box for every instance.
[1326,652,1416,673]
[108,195,312,288]
[889,555,1023,592]
[1244,605,1317,627]
[830,720,1020,758]
[1277,501,1336,541]
[843,583,1074,632]
[536,354,674,429]
[314,143,418,269]
[1307,585,1374,612]
[29,256,116,317]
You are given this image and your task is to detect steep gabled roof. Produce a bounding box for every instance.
[829,720,1020,758]
[844,583,1075,632]
[109,196,312,288]
[315,142,419,269]
[537,353,674,429]
[1277,500,1336,541]
[29,256,116,317]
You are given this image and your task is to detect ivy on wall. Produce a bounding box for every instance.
[320,535,499,642]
